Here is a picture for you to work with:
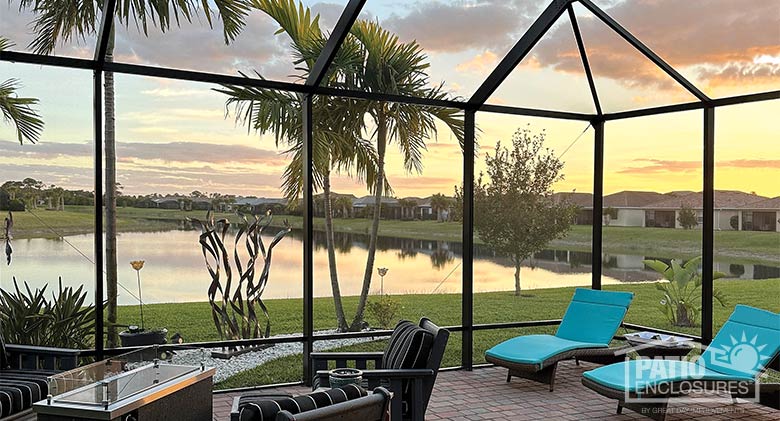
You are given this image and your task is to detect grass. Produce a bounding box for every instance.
[12,206,779,264]
[115,278,780,389]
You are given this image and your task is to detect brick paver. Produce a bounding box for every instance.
[212,361,780,420]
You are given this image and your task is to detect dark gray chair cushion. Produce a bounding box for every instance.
[382,321,434,370]
[0,370,52,418]
[238,384,367,421]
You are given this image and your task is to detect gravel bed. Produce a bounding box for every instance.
[169,330,380,383]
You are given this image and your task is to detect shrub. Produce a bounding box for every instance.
[0,277,98,348]
[366,295,401,329]
[644,257,727,327]
[729,215,739,230]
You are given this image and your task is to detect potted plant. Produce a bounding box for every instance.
[119,260,167,347]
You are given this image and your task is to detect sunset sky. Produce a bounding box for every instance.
[1,0,778,198]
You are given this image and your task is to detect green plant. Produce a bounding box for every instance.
[366,295,401,329]
[730,215,739,230]
[644,257,728,327]
[0,277,98,348]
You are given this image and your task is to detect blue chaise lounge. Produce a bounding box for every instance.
[485,288,634,391]
[582,305,780,420]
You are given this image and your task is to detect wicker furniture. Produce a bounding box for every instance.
[485,288,634,391]
[582,305,780,421]
[311,318,449,421]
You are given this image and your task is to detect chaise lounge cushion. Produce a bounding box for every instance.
[486,335,606,368]
[555,288,634,345]
[237,384,367,421]
[582,360,755,394]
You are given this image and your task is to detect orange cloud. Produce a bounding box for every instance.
[618,158,780,175]
[456,51,499,74]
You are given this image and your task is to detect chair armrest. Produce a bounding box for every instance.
[314,370,434,421]
[314,368,434,389]
[359,369,435,379]
[310,352,385,372]
[5,344,82,370]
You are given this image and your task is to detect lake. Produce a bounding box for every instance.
[2,228,778,305]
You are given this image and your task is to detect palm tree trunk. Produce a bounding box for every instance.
[351,111,387,331]
[323,170,348,331]
[514,258,522,297]
[104,29,119,347]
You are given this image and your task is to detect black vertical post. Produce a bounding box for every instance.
[302,94,315,385]
[93,70,104,361]
[702,107,715,344]
[461,110,475,370]
[592,120,604,290]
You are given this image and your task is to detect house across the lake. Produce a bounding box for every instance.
[554,190,778,231]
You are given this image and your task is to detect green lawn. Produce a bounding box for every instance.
[12,206,779,264]
[115,278,780,389]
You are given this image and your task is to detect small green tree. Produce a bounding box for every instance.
[603,206,617,226]
[473,127,577,296]
[678,204,698,229]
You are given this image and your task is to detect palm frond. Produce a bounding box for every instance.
[0,78,44,144]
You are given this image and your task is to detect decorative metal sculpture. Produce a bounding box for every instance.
[190,210,290,341]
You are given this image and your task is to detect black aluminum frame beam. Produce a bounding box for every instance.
[591,119,604,289]
[461,110,476,370]
[301,94,315,385]
[601,90,780,120]
[701,107,715,344]
[468,0,573,107]
[305,0,365,87]
[478,104,593,121]
[568,5,601,115]
[577,0,709,102]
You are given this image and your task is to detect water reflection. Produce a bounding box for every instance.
[2,228,777,305]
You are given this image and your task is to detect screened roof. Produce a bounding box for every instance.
[2,0,777,114]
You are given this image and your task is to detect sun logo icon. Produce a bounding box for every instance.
[710,331,772,373]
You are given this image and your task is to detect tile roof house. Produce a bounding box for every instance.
[641,190,771,230]
[739,196,780,232]
[601,191,672,227]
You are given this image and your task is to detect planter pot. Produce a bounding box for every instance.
[329,368,362,389]
[119,328,168,347]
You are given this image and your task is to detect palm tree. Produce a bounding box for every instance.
[19,0,250,346]
[216,0,385,331]
[430,193,451,222]
[346,21,465,330]
[0,38,44,144]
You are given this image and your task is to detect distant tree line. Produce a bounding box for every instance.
[1,178,92,211]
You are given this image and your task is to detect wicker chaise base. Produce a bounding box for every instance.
[487,346,628,392]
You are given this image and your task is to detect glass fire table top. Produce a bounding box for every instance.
[36,346,215,418]
[53,362,199,407]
